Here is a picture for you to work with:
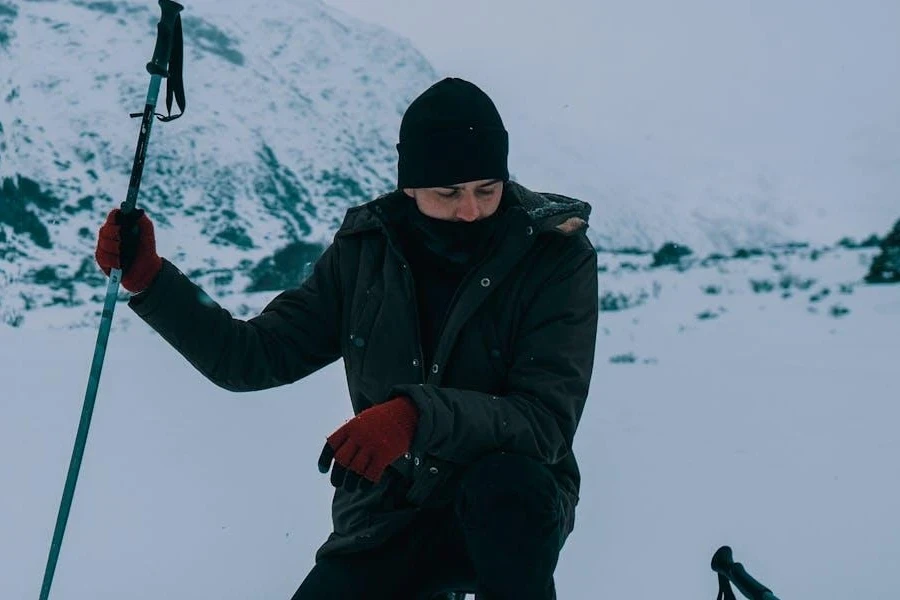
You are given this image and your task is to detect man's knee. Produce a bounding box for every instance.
[453,453,564,599]
[455,452,562,531]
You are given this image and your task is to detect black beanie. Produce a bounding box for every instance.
[397,77,509,189]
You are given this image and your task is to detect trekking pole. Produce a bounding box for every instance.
[38,2,186,598]
[711,546,781,600]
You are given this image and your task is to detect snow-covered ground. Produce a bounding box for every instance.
[3,245,898,599]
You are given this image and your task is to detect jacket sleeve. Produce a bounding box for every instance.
[392,240,599,466]
[127,243,343,392]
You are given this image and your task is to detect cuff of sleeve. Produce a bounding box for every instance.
[127,257,178,317]
[389,383,435,456]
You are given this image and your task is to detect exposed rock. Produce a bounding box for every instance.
[245,240,326,293]
[864,219,900,284]
[651,241,693,268]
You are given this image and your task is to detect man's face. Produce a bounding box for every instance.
[403,178,504,222]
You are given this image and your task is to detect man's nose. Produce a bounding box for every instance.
[456,193,480,222]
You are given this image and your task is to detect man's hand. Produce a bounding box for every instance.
[318,396,418,492]
[95,207,163,293]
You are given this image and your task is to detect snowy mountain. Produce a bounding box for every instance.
[1,0,898,330]
[0,0,437,325]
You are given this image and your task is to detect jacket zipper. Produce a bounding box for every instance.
[405,265,428,384]
[383,238,428,384]
[430,238,500,373]
[368,206,429,384]
[373,206,502,384]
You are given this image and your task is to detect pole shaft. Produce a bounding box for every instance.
[38,73,163,600]
[124,76,162,213]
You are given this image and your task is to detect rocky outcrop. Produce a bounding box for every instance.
[865,218,900,284]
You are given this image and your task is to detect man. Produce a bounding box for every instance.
[95,77,599,600]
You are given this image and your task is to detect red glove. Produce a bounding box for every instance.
[318,396,419,492]
[95,207,163,294]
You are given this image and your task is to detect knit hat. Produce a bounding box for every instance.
[397,77,509,189]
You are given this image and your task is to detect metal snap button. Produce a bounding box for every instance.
[526,226,534,235]
[412,359,420,367]
[429,467,439,475]
[431,364,439,374]
[480,278,491,287]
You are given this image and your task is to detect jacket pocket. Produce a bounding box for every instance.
[405,455,457,508]
[331,486,373,536]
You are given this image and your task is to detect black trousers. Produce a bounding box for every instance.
[291,452,569,600]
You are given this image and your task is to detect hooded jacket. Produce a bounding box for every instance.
[128,180,599,560]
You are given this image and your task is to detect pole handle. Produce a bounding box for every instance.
[146,0,184,77]
[711,546,781,600]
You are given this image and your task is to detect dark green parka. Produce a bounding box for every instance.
[128,180,599,560]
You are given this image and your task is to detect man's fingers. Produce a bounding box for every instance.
[317,443,335,474]
[333,440,360,469]
[330,463,347,488]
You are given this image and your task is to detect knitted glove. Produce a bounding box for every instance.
[318,396,419,492]
[95,207,163,294]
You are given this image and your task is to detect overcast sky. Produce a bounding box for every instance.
[321,0,899,146]
[322,0,900,242]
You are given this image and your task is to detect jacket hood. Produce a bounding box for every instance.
[503,181,591,235]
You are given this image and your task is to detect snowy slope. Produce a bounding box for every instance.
[2,245,899,600]
[0,0,437,322]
